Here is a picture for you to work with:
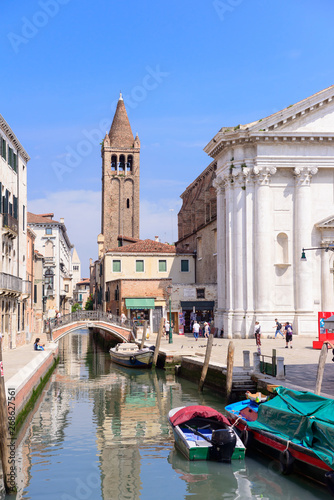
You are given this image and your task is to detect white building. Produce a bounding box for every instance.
[27,213,74,315]
[0,114,30,349]
[204,85,334,338]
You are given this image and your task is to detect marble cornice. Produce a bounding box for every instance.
[0,114,30,163]
[205,131,334,158]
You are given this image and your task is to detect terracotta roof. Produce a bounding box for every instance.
[117,235,139,243]
[77,278,90,285]
[27,212,58,224]
[107,239,177,254]
[109,95,134,147]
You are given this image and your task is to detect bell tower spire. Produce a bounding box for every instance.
[100,95,140,251]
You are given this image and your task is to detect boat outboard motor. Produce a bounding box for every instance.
[209,428,237,462]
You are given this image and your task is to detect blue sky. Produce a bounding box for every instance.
[1,0,334,275]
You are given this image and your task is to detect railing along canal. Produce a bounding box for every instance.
[45,310,133,339]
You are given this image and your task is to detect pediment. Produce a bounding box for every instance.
[248,85,334,135]
[315,215,334,229]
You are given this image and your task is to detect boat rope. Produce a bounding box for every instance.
[231,416,242,428]
[283,440,291,452]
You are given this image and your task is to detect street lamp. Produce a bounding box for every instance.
[166,283,173,344]
[301,245,334,261]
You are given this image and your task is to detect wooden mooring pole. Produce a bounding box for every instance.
[315,343,328,395]
[0,340,15,493]
[140,321,147,350]
[153,318,164,367]
[198,333,214,391]
[226,341,235,402]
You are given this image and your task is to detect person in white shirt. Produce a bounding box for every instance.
[193,320,200,341]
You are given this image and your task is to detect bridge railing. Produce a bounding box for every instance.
[45,310,133,336]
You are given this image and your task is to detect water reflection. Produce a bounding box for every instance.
[8,329,330,500]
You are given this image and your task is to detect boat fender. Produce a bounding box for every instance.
[325,471,334,497]
[279,450,294,475]
[240,429,252,448]
[130,356,136,365]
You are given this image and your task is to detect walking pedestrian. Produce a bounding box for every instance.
[193,320,200,341]
[204,322,210,338]
[284,322,293,348]
[254,321,261,355]
[273,318,284,339]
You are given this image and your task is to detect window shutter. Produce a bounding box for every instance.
[4,190,9,214]
[13,153,17,172]
[0,183,2,213]
[13,196,17,219]
[2,139,6,160]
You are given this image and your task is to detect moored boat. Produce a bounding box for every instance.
[109,342,154,368]
[225,387,334,495]
[168,405,245,462]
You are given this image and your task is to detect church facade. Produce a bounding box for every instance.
[204,85,334,338]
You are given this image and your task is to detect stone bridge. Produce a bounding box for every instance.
[47,311,134,343]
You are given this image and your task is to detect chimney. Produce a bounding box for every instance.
[60,218,64,224]
[155,236,159,242]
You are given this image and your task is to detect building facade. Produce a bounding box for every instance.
[0,114,30,350]
[94,239,195,333]
[204,85,334,337]
[27,213,74,316]
[73,278,90,309]
[99,93,140,253]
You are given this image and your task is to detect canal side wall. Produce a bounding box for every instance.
[4,344,59,417]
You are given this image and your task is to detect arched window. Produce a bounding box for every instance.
[127,155,133,172]
[44,268,54,294]
[111,155,117,171]
[126,198,130,209]
[45,240,53,258]
[119,155,125,171]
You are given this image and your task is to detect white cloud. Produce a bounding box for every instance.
[140,198,181,244]
[28,190,101,276]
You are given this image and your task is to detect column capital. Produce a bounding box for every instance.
[294,167,318,186]
[252,166,277,185]
[213,177,225,194]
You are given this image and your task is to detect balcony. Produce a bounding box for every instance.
[0,272,22,295]
[2,214,18,238]
[44,256,56,266]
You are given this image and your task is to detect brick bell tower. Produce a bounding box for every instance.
[100,93,140,252]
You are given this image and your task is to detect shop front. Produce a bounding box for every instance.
[124,298,155,334]
[180,301,215,333]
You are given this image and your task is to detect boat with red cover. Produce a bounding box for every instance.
[168,405,245,462]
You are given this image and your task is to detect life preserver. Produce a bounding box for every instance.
[130,356,136,365]
[325,471,334,497]
[240,428,252,448]
[279,450,294,475]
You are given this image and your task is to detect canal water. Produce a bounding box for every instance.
[8,329,330,499]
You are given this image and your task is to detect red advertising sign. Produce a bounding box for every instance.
[313,311,334,349]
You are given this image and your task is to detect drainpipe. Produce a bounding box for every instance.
[193,249,197,283]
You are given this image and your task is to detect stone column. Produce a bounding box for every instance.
[253,167,276,313]
[294,167,318,313]
[233,172,246,314]
[225,177,234,338]
[321,242,334,312]
[213,177,226,313]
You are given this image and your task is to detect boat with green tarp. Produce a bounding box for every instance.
[225,387,334,495]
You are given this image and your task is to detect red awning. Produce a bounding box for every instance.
[170,405,230,427]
